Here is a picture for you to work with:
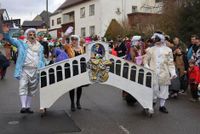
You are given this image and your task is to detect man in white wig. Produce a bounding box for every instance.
[144,32,176,113]
[2,24,45,114]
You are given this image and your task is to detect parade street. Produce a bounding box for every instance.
[0,0,200,134]
[0,64,199,134]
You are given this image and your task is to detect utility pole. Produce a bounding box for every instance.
[121,0,124,22]
[46,0,49,33]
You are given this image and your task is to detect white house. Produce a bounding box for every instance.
[49,0,163,38]
[0,9,10,33]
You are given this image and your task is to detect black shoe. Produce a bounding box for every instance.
[20,108,27,114]
[76,102,82,109]
[71,104,76,112]
[159,106,169,114]
[26,108,34,114]
[170,93,178,99]
[153,102,156,107]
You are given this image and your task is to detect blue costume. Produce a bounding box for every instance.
[3,33,45,79]
[3,28,45,113]
[53,48,69,63]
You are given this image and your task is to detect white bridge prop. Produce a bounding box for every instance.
[39,42,154,113]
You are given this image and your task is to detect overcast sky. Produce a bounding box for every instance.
[0,0,66,22]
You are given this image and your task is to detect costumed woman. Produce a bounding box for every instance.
[123,36,145,104]
[62,27,85,111]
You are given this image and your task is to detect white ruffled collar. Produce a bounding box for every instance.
[24,39,41,52]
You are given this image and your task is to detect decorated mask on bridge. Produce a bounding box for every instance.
[87,58,112,83]
[88,43,111,83]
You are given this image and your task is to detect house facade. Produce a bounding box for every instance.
[49,0,163,38]
[33,11,52,28]
[22,21,46,31]
[0,9,22,37]
[0,9,10,33]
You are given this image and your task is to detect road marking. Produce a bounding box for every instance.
[119,125,130,134]
[8,121,19,125]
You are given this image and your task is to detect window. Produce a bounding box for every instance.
[57,18,61,24]
[81,27,86,37]
[52,20,54,26]
[2,12,9,20]
[116,8,121,15]
[89,26,95,36]
[132,6,137,13]
[89,4,95,16]
[69,14,74,22]
[155,0,163,3]
[80,7,85,18]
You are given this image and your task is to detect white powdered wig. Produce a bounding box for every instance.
[151,33,165,42]
[24,28,37,37]
[151,32,167,46]
[70,35,80,47]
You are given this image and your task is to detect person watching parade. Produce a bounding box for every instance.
[0,51,10,80]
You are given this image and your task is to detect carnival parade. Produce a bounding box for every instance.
[0,0,200,134]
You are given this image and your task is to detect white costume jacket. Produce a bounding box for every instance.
[144,45,176,85]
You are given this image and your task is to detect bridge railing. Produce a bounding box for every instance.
[39,53,154,90]
[108,54,154,88]
[39,54,89,89]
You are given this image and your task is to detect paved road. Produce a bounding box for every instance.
[1,64,200,134]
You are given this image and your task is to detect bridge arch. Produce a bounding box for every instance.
[39,42,154,113]
[39,72,153,111]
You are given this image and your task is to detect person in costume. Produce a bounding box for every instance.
[123,36,145,104]
[53,48,69,63]
[62,27,85,111]
[144,32,176,113]
[2,24,45,114]
[126,36,145,65]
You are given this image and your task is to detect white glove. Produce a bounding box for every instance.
[64,26,73,35]
[144,64,150,69]
[171,75,177,80]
